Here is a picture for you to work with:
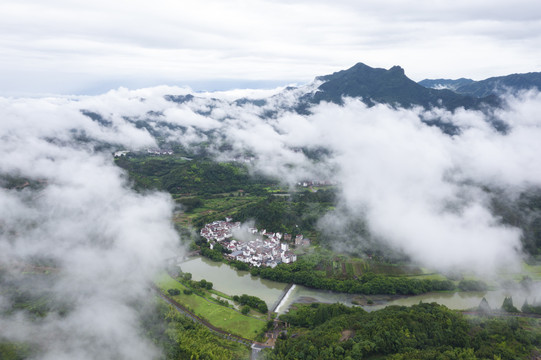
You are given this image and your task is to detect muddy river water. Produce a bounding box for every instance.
[179,256,532,313]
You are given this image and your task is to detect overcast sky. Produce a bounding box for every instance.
[1,0,541,96]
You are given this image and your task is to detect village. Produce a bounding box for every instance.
[199,218,310,268]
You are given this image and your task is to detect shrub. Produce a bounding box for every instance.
[167,289,181,296]
[458,280,488,291]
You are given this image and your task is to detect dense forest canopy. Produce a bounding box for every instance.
[266,302,541,359]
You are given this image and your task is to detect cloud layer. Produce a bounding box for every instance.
[1,1,540,95]
[81,86,541,275]
[2,84,541,357]
[0,94,179,359]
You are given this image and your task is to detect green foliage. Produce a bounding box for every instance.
[155,273,266,340]
[387,347,478,359]
[167,289,181,296]
[521,300,541,314]
[254,254,455,295]
[268,302,541,360]
[0,343,33,360]
[182,272,192,281]
[177,197,203,212]
[501,297,519,313]
[233,294,268,313]
[241,306,250,315]
[200,246,224,262]
[458,280,488,292]
[0,272,71,319]
[280,303,364,329]
[141,299,250,360]
[215,298,230,307]
[230,260,250,271]
[489,189,541,255]
[234,191,335,234]
[199,279,213,290]
[116,156,275,195]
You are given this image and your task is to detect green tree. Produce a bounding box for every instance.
[167,289,180,296]
[501,297,519,313]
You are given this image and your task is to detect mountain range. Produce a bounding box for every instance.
[162,62,541,115]
[419,71,541,98]
[300,62,541,112]
[301,63,495,111]
[160,62,541,135]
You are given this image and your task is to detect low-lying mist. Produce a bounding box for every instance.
[0,96,179,359]
[2,85,541,357]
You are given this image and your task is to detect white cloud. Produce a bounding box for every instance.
[1,0,540,95]
[197,93,541,274]
[3,84,541,357]
[163,107,222,130]
[0,91,179,358]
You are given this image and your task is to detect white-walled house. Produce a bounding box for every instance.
[200,219,302,267]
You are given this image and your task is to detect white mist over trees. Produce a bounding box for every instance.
[0,95,180,359]
[2,85,541,357]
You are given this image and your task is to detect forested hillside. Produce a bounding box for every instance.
[265,302,541,359]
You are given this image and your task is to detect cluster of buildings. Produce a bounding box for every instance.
[113,148,175,157]
[200,219,241,243]
[199,219,309,268]
[113,150,130,157]
[297,180,336,187]
[147,148,174,155]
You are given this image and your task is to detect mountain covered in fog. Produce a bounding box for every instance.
[162,62,540,135]
[163,62,541,120]
[417,78,476,92]
[419,71,541,97]
[72,62,541,143]
[4,59,541,359]
[299,62,500,111]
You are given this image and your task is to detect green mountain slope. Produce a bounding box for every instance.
[302,62,499,110]
[420,72,541,97]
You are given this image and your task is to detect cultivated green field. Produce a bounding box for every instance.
[521,263,541,280]
[173,193,263,227]
[155,273,266,340]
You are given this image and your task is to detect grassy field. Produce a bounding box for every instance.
[320,254,427,279]
[173,193,263,227]
[521,263,541,280]
[405,273,449,281]
[155,273,266,340]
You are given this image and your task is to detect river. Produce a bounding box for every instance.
[179,256,287,307]
[178,256,534,313]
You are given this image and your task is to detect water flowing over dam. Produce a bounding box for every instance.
[272,284,296,313]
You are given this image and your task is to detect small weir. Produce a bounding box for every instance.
[272,284,296,313]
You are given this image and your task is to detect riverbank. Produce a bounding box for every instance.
[155,272,267,340]
[176,255,541,316]
[179,256,287,307]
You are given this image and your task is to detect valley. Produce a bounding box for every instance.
[3,62,541,359]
